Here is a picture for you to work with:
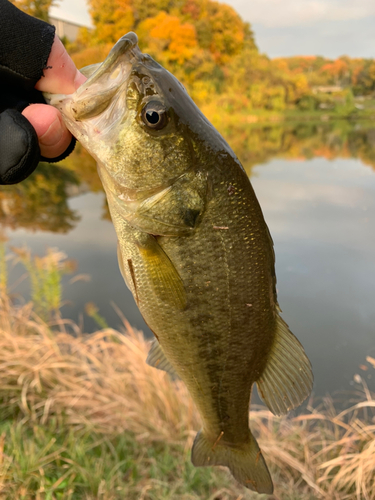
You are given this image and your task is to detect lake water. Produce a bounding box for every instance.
[1,121,375,399]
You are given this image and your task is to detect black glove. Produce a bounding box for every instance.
[0,107,76,185]
[0,108,41,184]
[0,0,75,185]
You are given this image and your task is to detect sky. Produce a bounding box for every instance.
[50,0,375,59]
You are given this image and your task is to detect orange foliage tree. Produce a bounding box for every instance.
[70,0,253,104]
[81,0,249,68]
[138,12,198,65]
[320,58,349,85]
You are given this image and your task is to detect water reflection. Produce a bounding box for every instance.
[1,121,375,235]
[0,163,80,233]
[1,121,374,397]
[252,157,375,397]
[231,121,375,177]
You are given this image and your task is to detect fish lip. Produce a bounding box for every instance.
[43,31,139,108]
[75,32,138,96]
[43,31,140,144]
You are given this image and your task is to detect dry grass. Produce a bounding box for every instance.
[0,293,374,499]
[0,295,199,442]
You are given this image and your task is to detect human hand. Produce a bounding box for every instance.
[22,35,86,159]
[0,32,86,184]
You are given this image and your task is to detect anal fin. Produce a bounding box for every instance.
[256,315,313,416]
[146,339,179,379]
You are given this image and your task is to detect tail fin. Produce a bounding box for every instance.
[191,429,273,494]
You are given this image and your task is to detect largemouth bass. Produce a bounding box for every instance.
[45,33,313,494]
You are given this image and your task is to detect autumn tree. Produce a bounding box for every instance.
[88,0,134,44]
[352,60,375,95]
[73,0,255,104]
[84,0,250,64]
[275,54,375,96]
[138,11,198,65]
[319,58,349,86]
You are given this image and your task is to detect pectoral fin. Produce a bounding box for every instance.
[146,339,179,379]
[137,237,187,311]
[117,234,186,310]
[256,315,313,416]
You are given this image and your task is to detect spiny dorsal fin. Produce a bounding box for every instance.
[146,339,179,379]
[256,315,313,416]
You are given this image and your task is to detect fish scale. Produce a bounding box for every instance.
[44,32,313,495]
[148,170,276,436]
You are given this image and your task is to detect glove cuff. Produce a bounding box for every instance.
[0,109,40,184]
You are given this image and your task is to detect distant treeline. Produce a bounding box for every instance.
[274,56,375,112]
[67,0,375,115]
[10,0,375,114]
[275,56,375,96]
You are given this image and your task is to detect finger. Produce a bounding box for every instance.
[35,35,86,94]
[22,104,72,159]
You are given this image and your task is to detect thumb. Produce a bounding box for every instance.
[35,35,86,94]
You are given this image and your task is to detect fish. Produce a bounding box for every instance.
[44,32,313,494]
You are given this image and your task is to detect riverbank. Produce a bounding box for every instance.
[0,289,373,499]
[201,102,375,132]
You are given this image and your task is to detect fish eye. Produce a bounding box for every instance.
[141,101,168,130]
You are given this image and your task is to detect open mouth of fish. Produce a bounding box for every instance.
[44,32,180,204]
[44,32,150,163]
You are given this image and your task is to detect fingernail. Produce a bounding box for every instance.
[39,116,63,146]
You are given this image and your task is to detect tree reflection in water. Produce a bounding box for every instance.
[223,121,375,176]
[0,163,80,233]
[0,121,374,233]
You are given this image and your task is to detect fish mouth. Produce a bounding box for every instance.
[43,32,139,149]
